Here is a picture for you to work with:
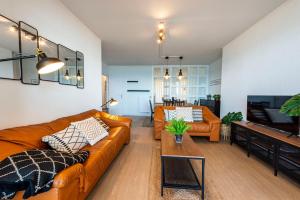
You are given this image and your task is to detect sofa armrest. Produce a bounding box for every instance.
[97,112,132,129]
[203,107,221,141]
[52,163,85,191]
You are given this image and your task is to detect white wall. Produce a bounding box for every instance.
[105,65,153,116]
[221,0,300,118]
[208,58,222,95]
[0,0,102,129]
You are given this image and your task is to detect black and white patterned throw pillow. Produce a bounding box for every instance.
[71,117,108,145]
[164,109,177,121]
[193,108,203,122]
[42,124,88,154]
[94,117,110,132]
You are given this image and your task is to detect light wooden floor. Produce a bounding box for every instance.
[87,117,300,200]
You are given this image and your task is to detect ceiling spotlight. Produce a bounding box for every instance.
[9,26,17,32]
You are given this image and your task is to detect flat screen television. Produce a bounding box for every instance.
[247,95,299,135]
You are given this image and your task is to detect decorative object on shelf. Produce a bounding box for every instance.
[165,118,191,143]
[221,112,243,141]
[163,56,170,80]
[178,56,183,80]
[39,37,60,82]
[207,94,212,100]
[101,98,118,108]
[0,15,21,80]
[157,22,166,44]
[280,94,300,137]
[76,51,84,89]
[58,44,77,86]
[213,94,221,101]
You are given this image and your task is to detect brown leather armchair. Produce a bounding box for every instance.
[154,106,221,141]
[0,110,132,200]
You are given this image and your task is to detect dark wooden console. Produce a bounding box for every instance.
[231,121,300,183]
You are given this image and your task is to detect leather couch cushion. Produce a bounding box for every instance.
[47,110,98,132]
[187,122,210,133]
[0,124,54,149]
[0,141,28,161]
[82,139,115,189]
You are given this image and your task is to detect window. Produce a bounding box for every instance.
[153,65,208,103]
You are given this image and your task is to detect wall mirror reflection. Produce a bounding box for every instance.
[76,51,84,89]
[58,45,77,86]
[19,21,39,85]
[0,15,21,80]
[39,37,59,82]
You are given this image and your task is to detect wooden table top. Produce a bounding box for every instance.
[161,131,204,159]
[234,121,300,148]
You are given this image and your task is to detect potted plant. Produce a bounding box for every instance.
[165,119,191,143]
[213,94,221,101]
[280,94,300,136]
[221,112,243,140]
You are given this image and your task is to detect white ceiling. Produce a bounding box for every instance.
[60,0,286,65]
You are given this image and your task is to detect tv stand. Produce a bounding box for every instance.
[231,121,300,183]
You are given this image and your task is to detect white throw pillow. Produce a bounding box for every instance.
[42,124,88,154]
[176,107,194,122]
[164,109,177,121]
[71,117,108,145]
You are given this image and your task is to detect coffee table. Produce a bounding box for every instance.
[161,131,205,199]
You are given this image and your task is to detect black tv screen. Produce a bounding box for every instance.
[247,95,299,134]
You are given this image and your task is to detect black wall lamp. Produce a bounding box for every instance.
[0,48,64,75]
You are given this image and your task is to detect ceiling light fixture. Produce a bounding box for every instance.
[178,56,183,80]
[157,22,166,44]
[76,70,81,81]
[64,69,70,80]
[164,56,170,80]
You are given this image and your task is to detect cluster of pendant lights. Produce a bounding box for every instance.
[163,56,184,80]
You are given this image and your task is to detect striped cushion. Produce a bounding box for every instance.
[176,107,194,122]
[164,109,177,121]
[193,108,203,122]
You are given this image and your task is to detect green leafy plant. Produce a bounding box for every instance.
[165,119,191,136]
[222,112,243,125]
[213,94,221,101]
[280,94,300,116]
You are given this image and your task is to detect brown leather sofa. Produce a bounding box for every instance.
[0,109,132,200]
[154,106,221,141]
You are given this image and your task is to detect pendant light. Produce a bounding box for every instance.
[76,70,81,81]
[64,69,70,80]
[178,56,183,80]
[164,56,170,80]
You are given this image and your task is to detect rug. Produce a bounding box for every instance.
[143,116,154,127]
[148,142,223,200]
